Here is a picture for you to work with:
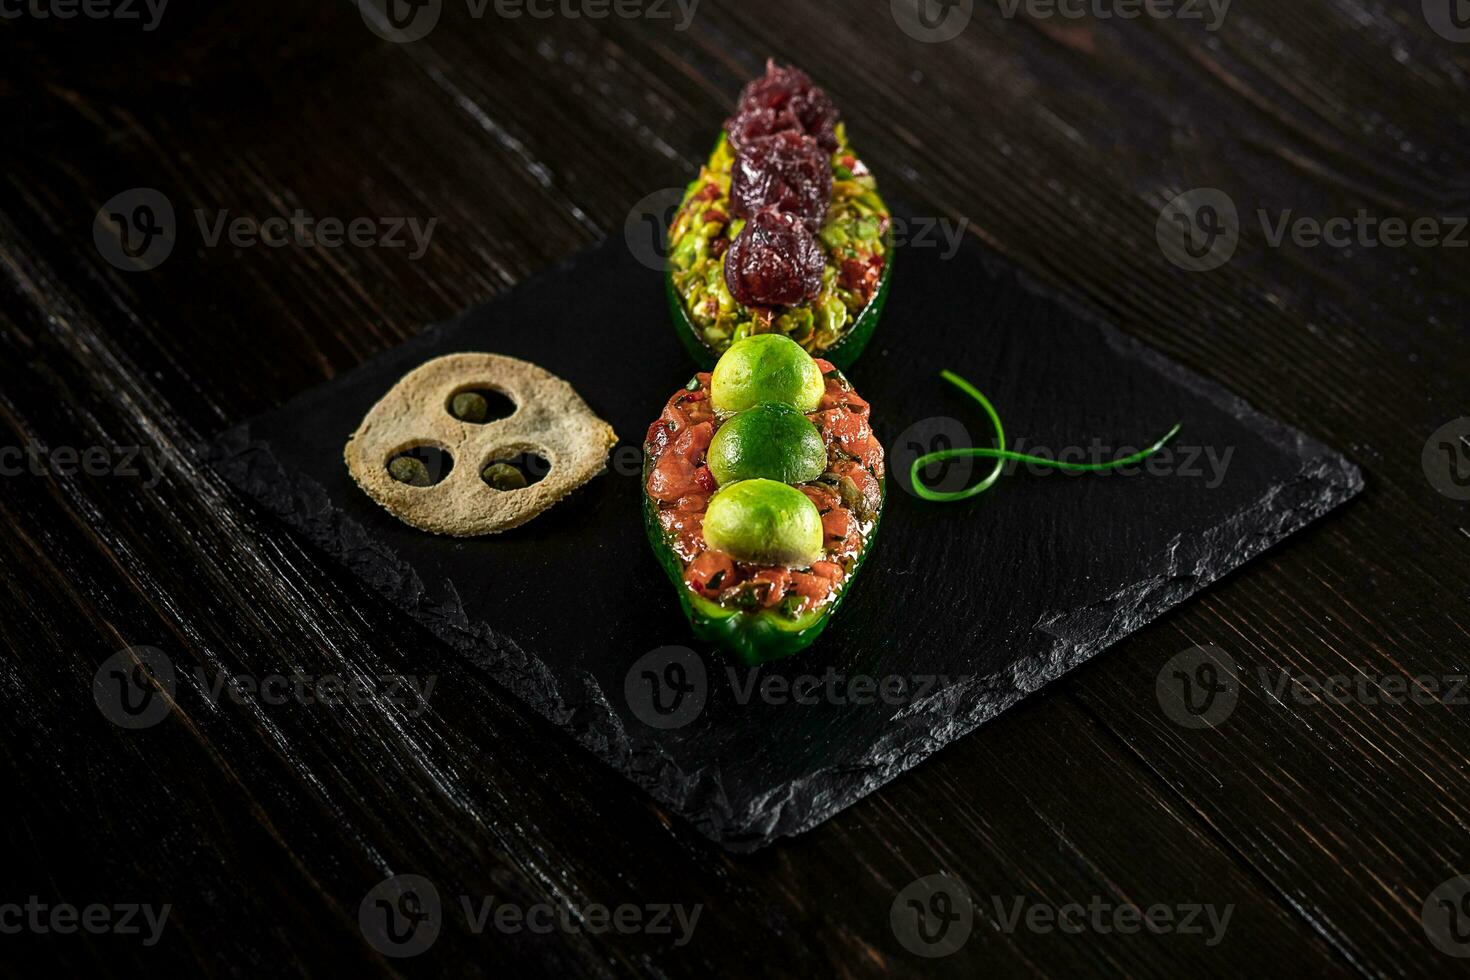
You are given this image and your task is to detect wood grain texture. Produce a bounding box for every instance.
[0,0,1466,976]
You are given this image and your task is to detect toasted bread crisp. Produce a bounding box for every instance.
[345,353,617,537]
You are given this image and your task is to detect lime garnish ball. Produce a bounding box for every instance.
[710,334,825,415]
[708,403,826,487]
[702,479,823,567]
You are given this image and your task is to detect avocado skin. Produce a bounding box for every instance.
[642,435,884,665]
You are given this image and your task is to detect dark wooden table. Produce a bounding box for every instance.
[3,1,1468,976]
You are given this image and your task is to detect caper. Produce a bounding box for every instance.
[482,462,527,491]
[451,392,488,423]
[389,456,433,487]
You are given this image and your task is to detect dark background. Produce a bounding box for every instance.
[1,0,1467,976]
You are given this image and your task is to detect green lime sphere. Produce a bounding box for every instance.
[710,334,825,415]
[703,479,823,567]
[708,404,826,487]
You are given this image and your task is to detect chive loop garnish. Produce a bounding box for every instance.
[910,370,1183,503]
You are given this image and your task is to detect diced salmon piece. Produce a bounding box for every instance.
[672,421,714,463]
[811,561,844,581]
[815,407,871,449]
[748,567,792,607]
[670,391,714,427]
[821,508,852,549]
[685,551,737,598]
[648,455,699,503]
[799,484,841,514]
[817,379,870,415]
[789,571,833,606]
[850,436,885,475]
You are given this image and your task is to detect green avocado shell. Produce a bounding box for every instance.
[642,402,884,665]
[666,239,892,374]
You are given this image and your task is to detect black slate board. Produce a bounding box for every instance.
[213,232,1362,850]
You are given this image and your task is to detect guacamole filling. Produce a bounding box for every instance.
[645,360,883,618]
[667,126,890,358]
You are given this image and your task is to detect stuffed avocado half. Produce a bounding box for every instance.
[644,335,884,664]
[665,62,892,372]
